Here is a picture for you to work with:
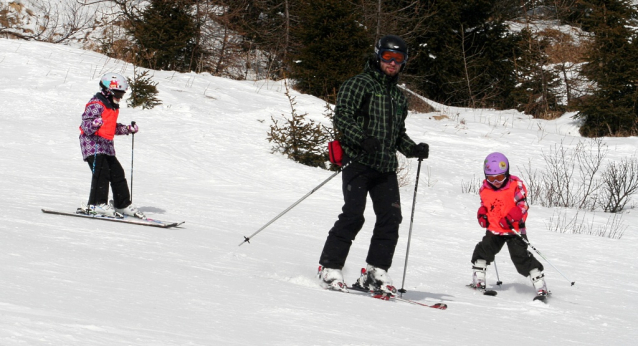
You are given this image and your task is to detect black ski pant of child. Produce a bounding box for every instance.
[319,160,403,271]
[471,231,544,276]
[86,154,131,209]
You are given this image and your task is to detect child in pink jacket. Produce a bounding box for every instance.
[470,152,548,298]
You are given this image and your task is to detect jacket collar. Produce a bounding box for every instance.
[95,91,119,110]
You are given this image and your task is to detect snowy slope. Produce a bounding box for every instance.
[1,39,637,346]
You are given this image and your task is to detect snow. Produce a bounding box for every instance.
[1,38,637,346]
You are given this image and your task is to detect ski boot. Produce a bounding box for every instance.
[469,259,487,290]
[112,201,146,219]
[352,264,397,298]
[317,266,348,292]
[530,268,549,302]
[88,203,122,218]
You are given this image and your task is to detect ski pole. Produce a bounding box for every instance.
[493,259,503,286]
[239,157,360,247]
[398,157,424,297]
[130,121,136,202]
[510,227,575,286]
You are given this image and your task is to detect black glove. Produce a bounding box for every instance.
[414,142,429,159]
[361,137,381,154]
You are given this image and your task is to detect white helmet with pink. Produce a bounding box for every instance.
[100,72,128,92]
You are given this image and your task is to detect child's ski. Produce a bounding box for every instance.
[41,208,184,228]
[533,291,550,303]
[467,284,498,296]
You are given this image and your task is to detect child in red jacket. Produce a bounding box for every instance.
[79,73,143,219]
[470,152,548,297]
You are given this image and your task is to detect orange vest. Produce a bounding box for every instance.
[480,178,527,234]
[80,100,119,140]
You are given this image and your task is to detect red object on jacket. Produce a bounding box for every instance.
[328,140,343,166]
[479,175,528,235]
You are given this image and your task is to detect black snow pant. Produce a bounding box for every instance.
[86,154,131,209]
[471,231,544,277]
[319,158,403,271]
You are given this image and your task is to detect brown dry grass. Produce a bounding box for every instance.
[431,114,449,121]
[8,2,23,13]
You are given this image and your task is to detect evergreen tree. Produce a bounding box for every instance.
[289,0,369,100]
[127,0,202,72]
[575,0,638,136]
[127,69,162,110]
[407,0,521,109]
[268,81,330,168]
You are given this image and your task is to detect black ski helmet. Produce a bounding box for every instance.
[375,35,409,63]
[375,35,408,56]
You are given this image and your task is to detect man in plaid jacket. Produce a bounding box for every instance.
[318,35,429,294]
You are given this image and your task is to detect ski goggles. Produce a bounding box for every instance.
[486,174,507,184]
[378,49,407,64]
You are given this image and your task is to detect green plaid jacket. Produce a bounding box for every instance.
[334,59,418,173]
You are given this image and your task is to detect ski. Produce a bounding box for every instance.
[467,284,498,296]
[346,285,447,310]
[533,291,550,303]
[533,295,547,303]
[41,208,184,228]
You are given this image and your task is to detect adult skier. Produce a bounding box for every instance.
[78,72,144,219]
[471,152,549,298]
[317,35,429,295]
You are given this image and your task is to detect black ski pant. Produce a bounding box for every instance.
[471,231,544,277]
[86,154,131,209]
[319,160,402,271]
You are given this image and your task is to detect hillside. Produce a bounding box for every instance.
[0,38,637,346]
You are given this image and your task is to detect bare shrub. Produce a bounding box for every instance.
[524,139,637,216]
[396,155,412,188]
[519,158,543,205]
[523,139,607,210]
[539,141,578,207]
[599,157,638,213]
[601,214,628,239]
[0,1,97,43]
[574,138,607,210]
[546,209,591,235]
[545,209,626,239]
[423,165,437,188]
[460,175,481,195]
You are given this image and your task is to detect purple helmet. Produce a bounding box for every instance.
[483,152,509,175]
